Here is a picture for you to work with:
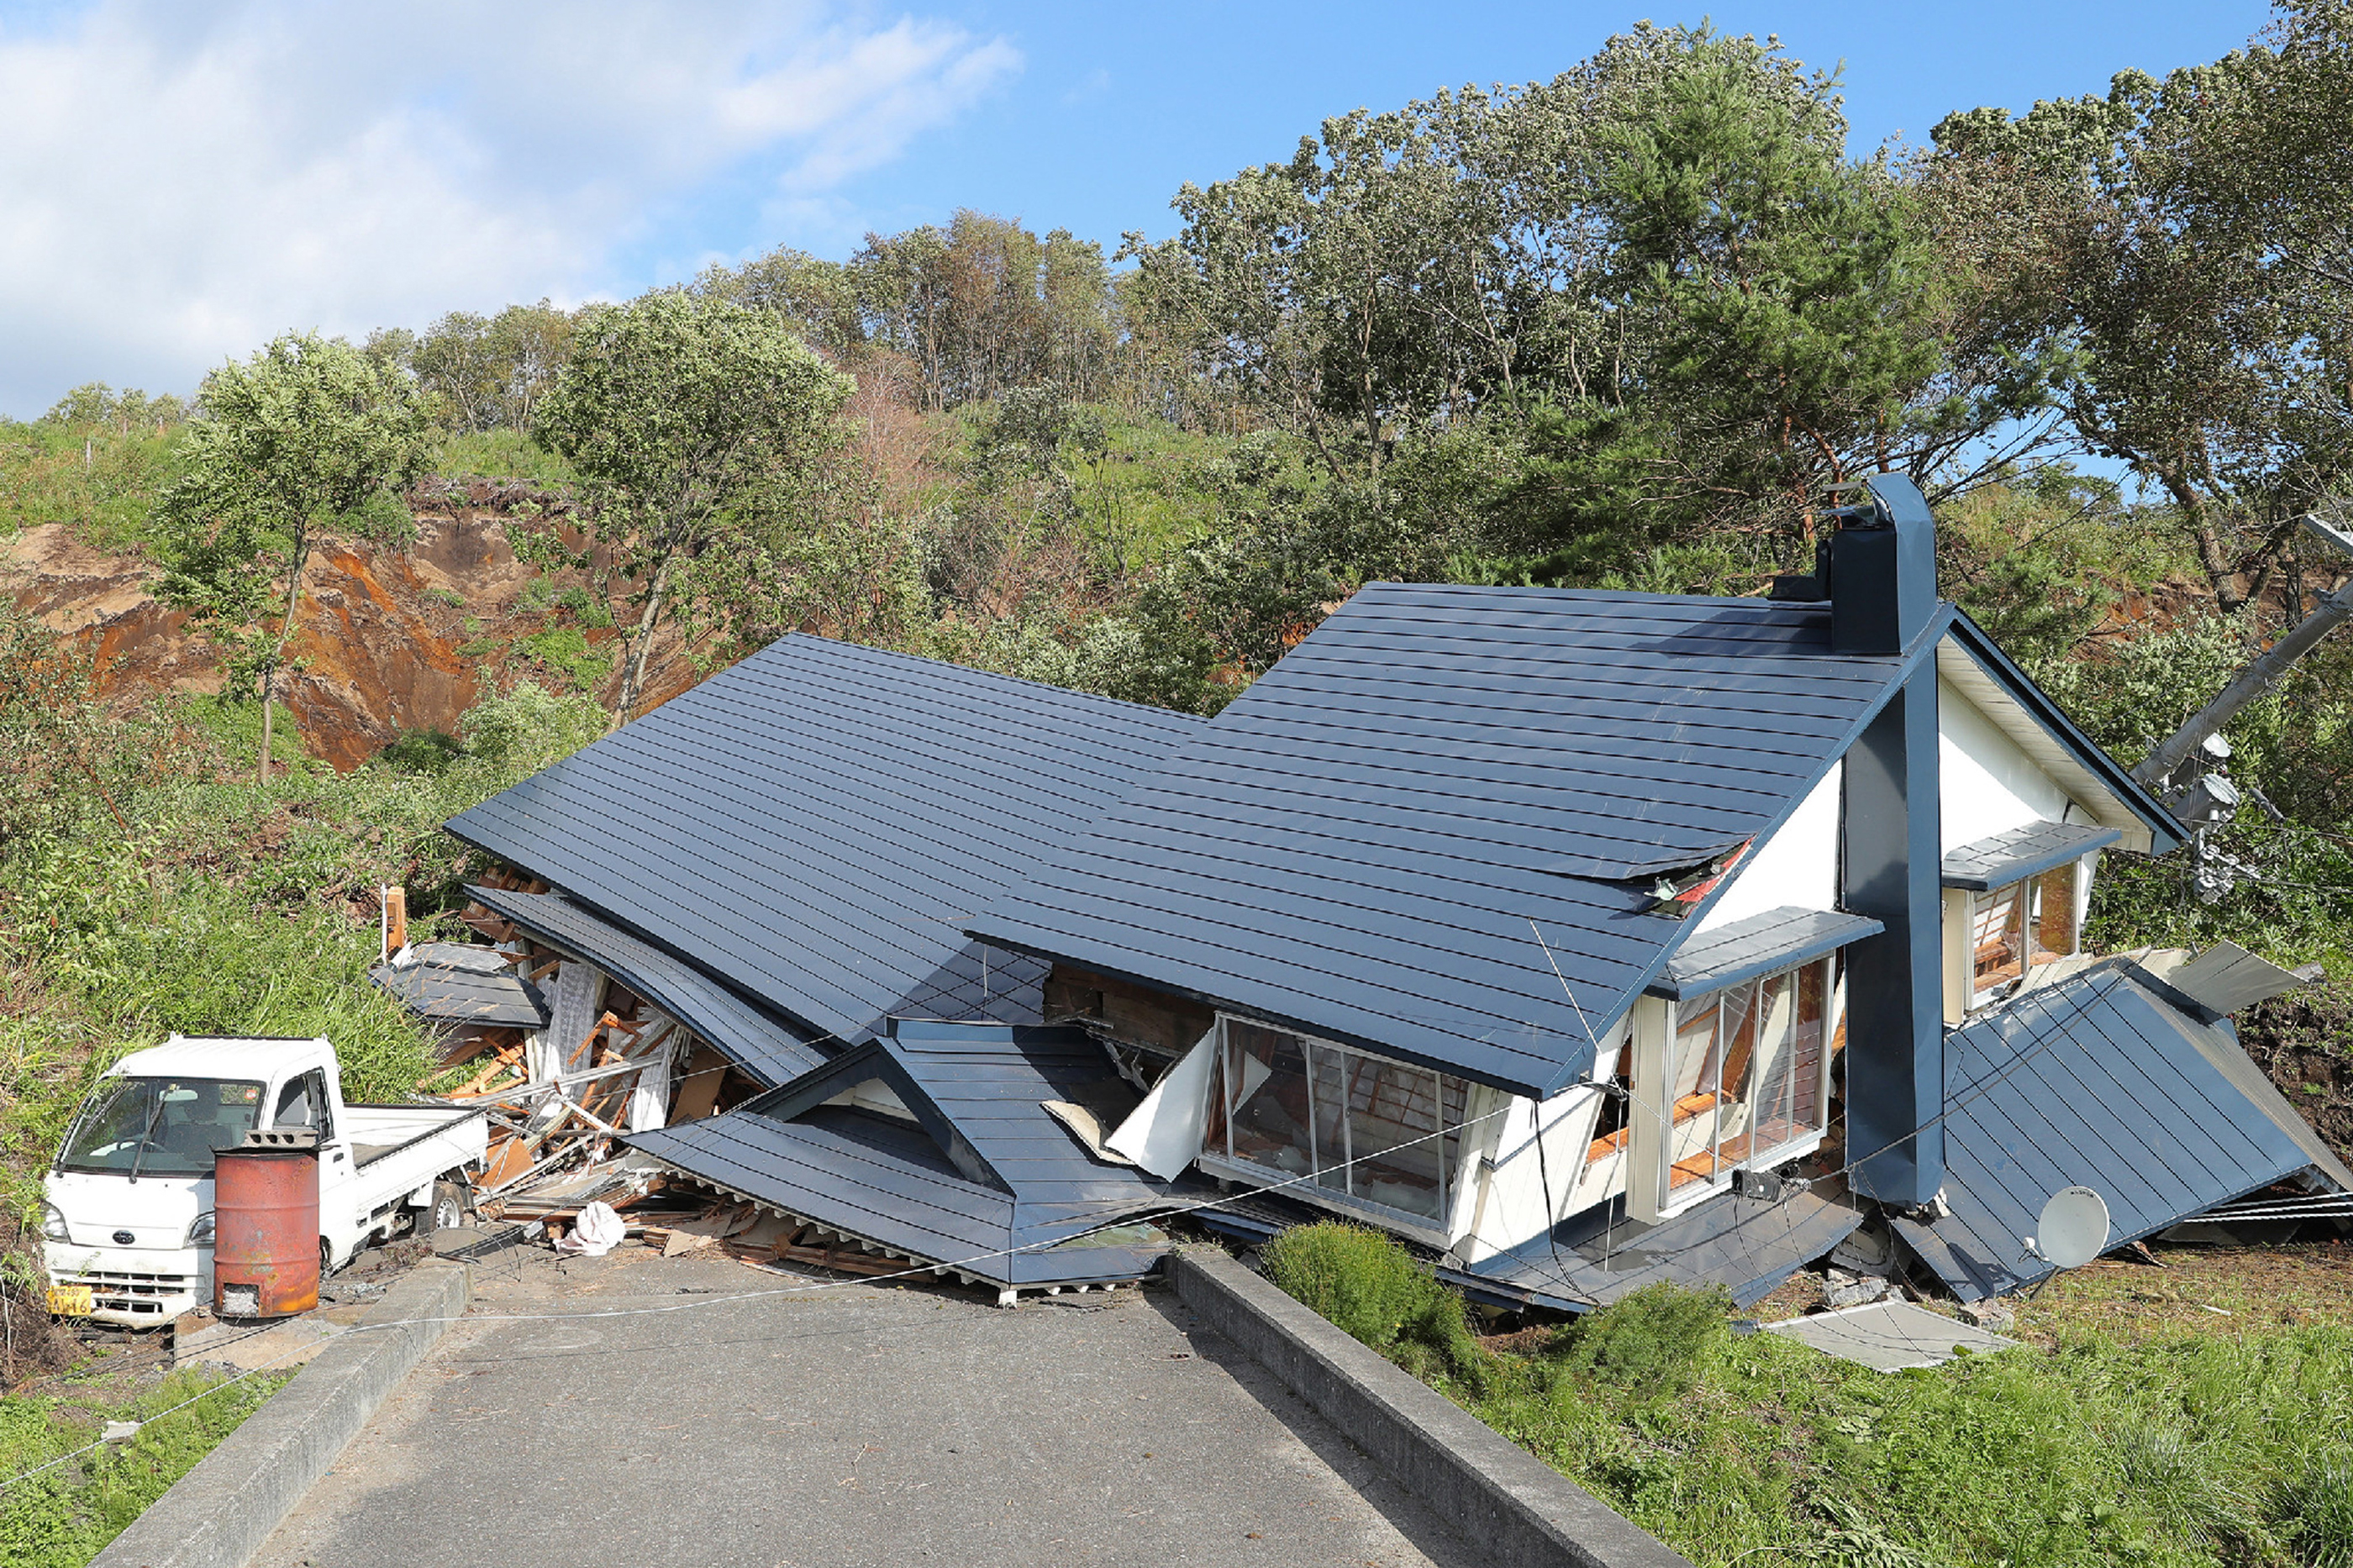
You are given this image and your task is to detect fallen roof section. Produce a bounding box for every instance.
[973,583,1936,1098]
[468,886,825,1087]
[1461,1178,1868,1311]
[369,941,548,1028]
[2161,940,2318,1017]
[624,1021,1178,1292]
[1763,1300,2019,1371]
[445,634,1205,1045]
[1894,960,2351,1300]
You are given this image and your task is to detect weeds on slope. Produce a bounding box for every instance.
[1263,1222,2353,1568]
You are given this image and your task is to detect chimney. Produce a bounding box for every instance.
[1825,474,1938,655]
[1834,474,1945,1209]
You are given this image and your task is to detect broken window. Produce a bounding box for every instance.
[1970,860,2080,1003]
[1650,956,1834,1208]
[1568,1039,1635,1211]
[1208,1018,1472,1229]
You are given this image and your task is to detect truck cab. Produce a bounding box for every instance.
[42,1034,487,1328]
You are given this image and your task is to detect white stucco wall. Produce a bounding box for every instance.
[1939,677,2075,853]
[1458,1086,1606,1264]
[1696,760,1844,931]
[1458,1010,1634,1263]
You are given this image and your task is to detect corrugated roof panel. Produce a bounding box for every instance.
[467,886,824,1087]
[1464,1180,1868,1309]
[973,583,1927,1097]
[626,1020,1177,1289]
[1894,963,2344,1299]
[369,954,547,1028]
[445,635,1203,1044]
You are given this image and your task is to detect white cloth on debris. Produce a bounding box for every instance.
[555,1200,624,1257]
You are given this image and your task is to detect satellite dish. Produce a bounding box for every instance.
[2027,1187,2112,1271]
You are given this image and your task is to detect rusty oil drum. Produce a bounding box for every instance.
[213,1129,321,1318]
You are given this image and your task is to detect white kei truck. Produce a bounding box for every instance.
[41,1035,489,1328]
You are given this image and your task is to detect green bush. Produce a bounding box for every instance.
[376,728,463,774]
[1259,1222,1485,1388]
[1556,1281,1729,1401]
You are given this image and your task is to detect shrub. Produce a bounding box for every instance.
[1259,1222,1485,1389]
[377,728,463,774]
[1556,1282,1729,1400]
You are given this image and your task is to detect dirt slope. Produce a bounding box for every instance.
[2,484,697,767]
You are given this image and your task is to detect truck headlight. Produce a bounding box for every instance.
[41,1203,69,1242]
[187,1212,215,1246]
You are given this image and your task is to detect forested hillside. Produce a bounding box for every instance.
[7,10,2353,1310]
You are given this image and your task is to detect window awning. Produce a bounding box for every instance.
[1648,906,1884,1001]
[1940,819,2120,892]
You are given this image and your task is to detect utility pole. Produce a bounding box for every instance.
[2132,514,2353,792]
[2130,513,2353,900]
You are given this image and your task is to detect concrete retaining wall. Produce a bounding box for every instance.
[1169,1247,1692,1568]
[93,1260,471,1568]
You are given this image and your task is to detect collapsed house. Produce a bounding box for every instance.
[394,474,2347,1307]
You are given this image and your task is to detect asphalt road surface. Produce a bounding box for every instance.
[254,1243,1480,1568]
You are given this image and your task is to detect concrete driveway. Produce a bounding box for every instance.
[254,1244,1479,1568]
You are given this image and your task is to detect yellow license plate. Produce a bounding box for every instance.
[48,1284,94,1318]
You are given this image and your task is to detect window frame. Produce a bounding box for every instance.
[1197,1013,1482,1244]
[1640,955,1837,1221]
[1967,857,2084,1010]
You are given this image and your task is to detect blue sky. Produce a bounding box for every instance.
[630,1,2273,278]
[0,1,2276,416]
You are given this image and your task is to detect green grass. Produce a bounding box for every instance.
[0,1365,289,1568]
[2,677,609,1218]
[1261,1228,2353,1568]
[0,421,187,549]
[431,429,575,487]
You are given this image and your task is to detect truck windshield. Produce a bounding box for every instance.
[56,1077,265,1177]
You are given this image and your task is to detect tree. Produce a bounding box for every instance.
[530,292,855,725]
[487,301,576,433]
[413,311,503,433]
[155,333,430,780]
[1931,3,2353,612]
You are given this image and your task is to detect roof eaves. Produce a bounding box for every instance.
[958,925,1573,1100]
[1942,612,2187,855]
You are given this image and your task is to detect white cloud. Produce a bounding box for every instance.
[0,1,1019,414]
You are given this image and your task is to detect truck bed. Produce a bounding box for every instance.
[343,1103,489,1187]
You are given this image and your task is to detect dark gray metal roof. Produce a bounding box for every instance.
[1940,819,2120,891]
[1893,961,2350,1300]
[2162,941,2315,1016]
[369,944,548,1028]
[468,885,824,1087]
[1467,1179,1866,1310]
[972,583,1940,1097]
[624,1022,1177,1288]
[1648,907,1884,1001]
[445,634,1204,1047]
